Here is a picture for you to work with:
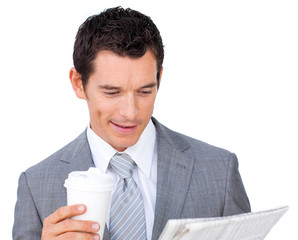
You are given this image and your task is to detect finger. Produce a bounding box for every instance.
[46,204,86,224]
[57,231,100,240]
[53,218,100,235]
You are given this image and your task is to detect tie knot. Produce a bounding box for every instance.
[110,152,135,179]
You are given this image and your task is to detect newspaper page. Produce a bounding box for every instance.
[158,206,288,240]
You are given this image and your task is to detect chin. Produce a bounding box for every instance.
[115,139,138,150]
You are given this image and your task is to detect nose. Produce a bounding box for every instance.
[119,93,138,120]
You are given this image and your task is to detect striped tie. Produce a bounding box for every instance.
[109,152,147,240]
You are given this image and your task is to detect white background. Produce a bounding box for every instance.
[1,0,297,239]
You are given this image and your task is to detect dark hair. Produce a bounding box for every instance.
[73,6,164,89]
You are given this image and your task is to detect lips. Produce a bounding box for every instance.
[110,121,138,133]
[112,122,136,128]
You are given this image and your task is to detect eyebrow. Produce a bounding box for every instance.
[139,82,157,89]
[98,82,157,90]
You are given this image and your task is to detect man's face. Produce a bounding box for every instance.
[72,50,160,151]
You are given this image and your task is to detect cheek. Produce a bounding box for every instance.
[143,97,156,112]
[137,100,155,121]
[88,98,118,119]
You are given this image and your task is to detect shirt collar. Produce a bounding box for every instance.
[87,120,156,178]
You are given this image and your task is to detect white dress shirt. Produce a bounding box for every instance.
[87,120,157,240]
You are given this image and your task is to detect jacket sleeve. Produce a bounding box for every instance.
[222,153,251,216]
[13,172,42,240]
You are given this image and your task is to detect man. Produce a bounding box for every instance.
[13,7,250,240]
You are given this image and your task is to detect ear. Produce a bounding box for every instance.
[69,67,87,100]
[157,67,163,90]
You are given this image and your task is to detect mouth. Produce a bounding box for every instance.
[110,121,138,133]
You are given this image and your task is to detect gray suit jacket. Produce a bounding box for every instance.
[13,118,250,240]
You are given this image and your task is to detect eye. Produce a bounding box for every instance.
[141,90,152,94]
[138,89,153,95]
[104,91,120,96]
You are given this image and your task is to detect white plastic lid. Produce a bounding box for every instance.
[64,167,114,192]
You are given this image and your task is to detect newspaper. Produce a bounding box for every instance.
[158,206,288,240]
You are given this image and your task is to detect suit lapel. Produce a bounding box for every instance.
[58,130,95,188]
[152,120,195,240]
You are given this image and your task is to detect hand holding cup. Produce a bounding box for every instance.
[42,204,100,240]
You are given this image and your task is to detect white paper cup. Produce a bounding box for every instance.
[64,167,114,238]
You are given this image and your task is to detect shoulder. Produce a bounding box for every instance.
[153,118,232,155]
[152,117,234,166]
[25,130,88,177]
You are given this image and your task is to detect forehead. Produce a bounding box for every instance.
[90,50,158,85]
